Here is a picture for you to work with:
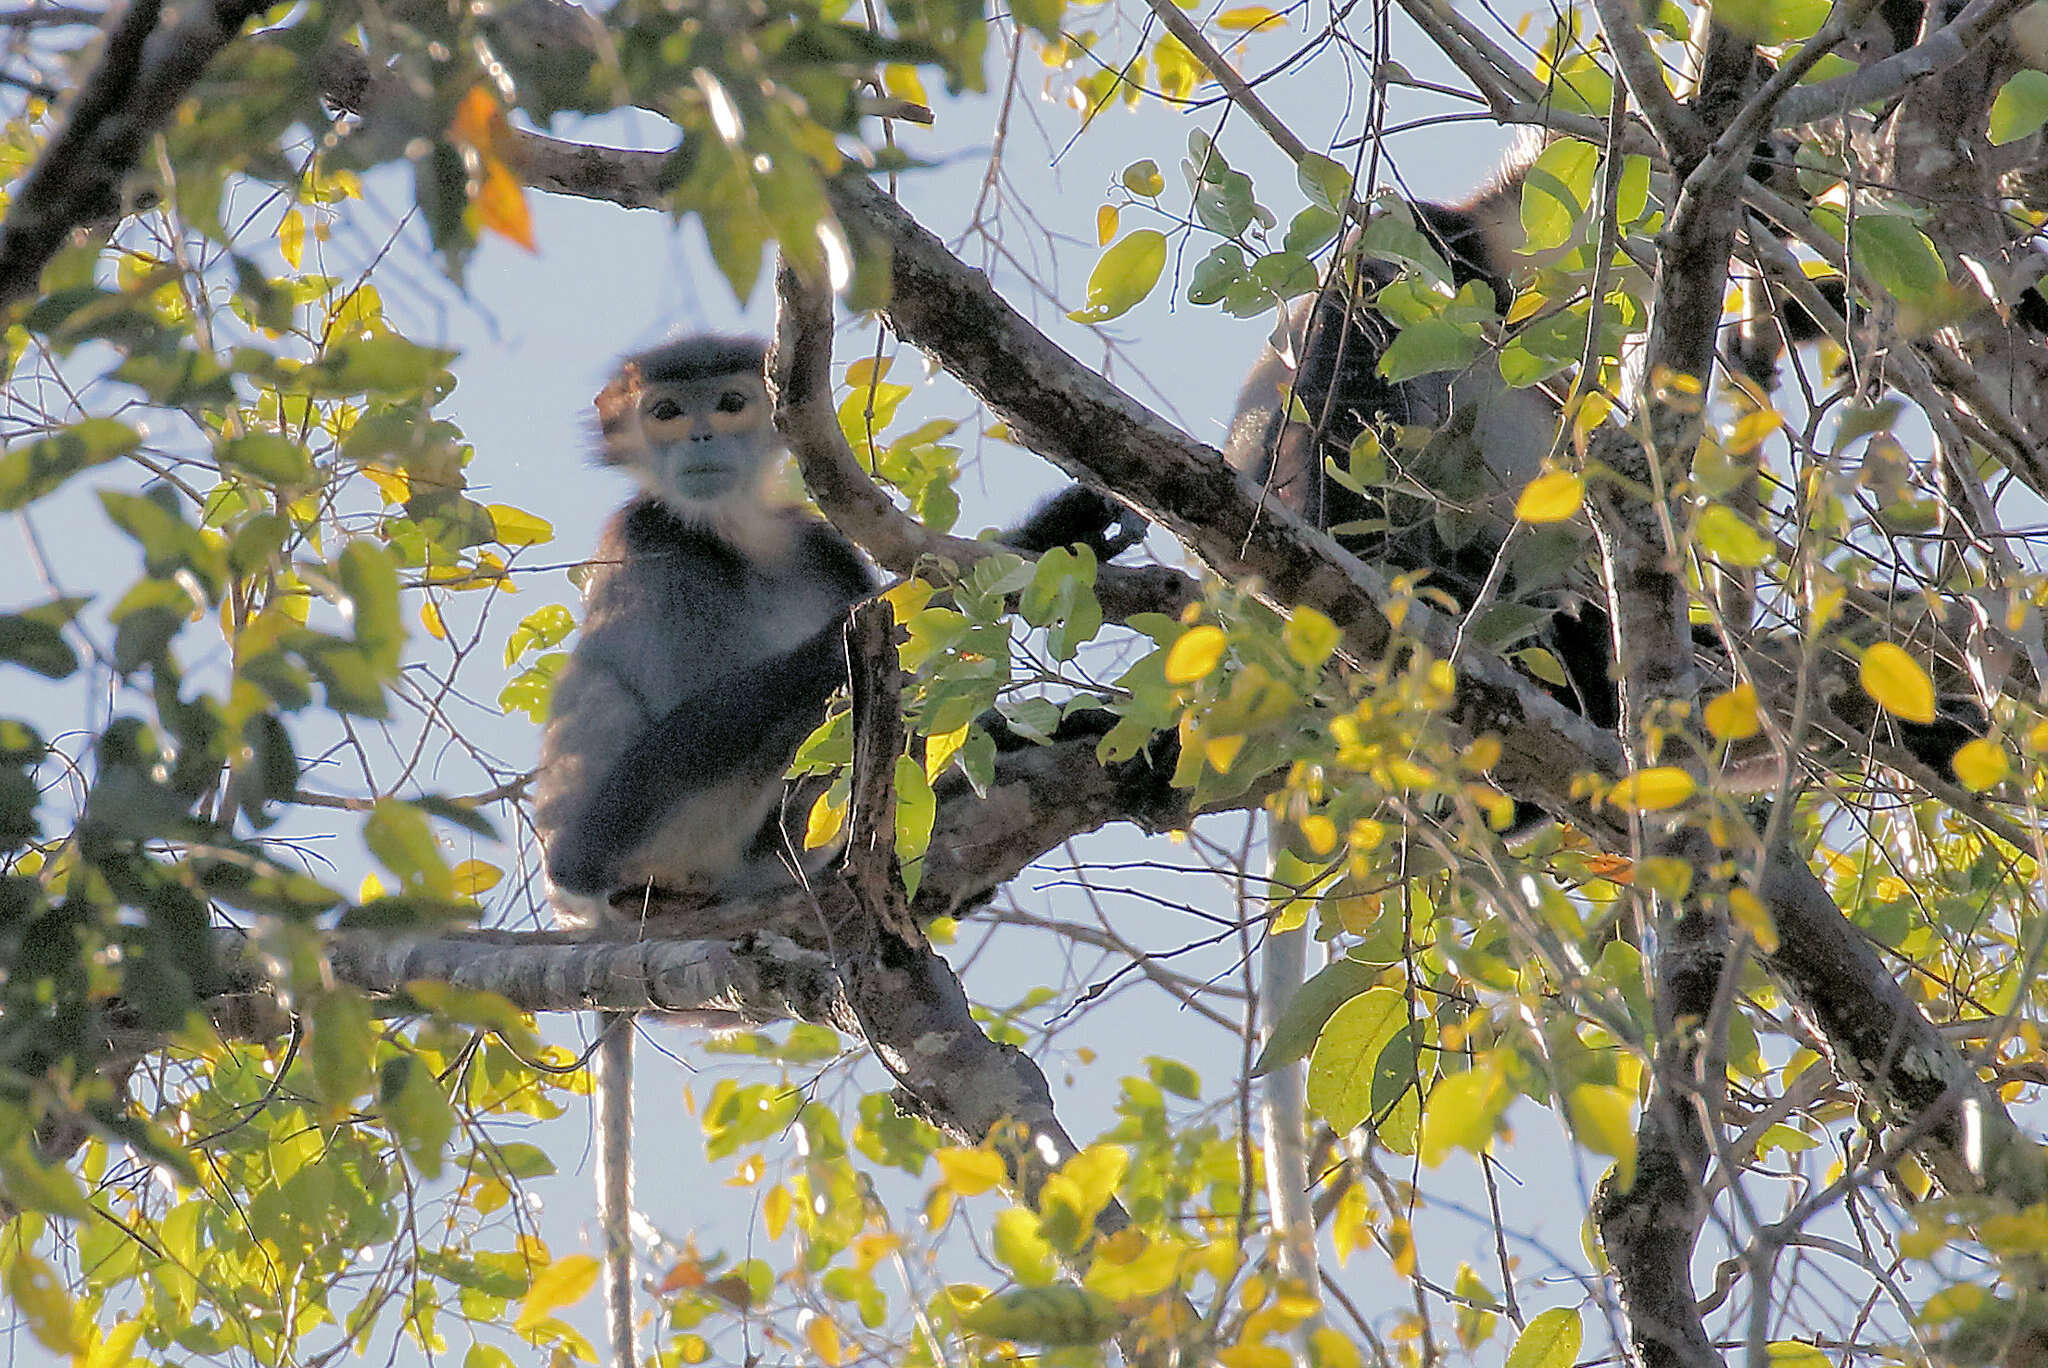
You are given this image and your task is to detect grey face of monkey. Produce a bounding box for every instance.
[601,371,779,509]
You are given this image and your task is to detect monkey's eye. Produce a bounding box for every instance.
[647,398,683,422]
[715,390,749,414]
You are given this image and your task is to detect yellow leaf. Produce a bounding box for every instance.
[451,858,502,897]
[882,62,928,108]
[1204,733,1244,773]
[1297,813,1336,854]
[1166,624,1228,684]
[515,1253,600,1333]
[279,208,305,270]
[764,1183,791,1240]
[1608,766,1696,812]
[1387,1218,1416,1277]
[1282,605,1341,667]
[1859,642,1937,724]
[3,1255,76,1355]
[1096,204,1120,246]
[1704,683,1761,741]
[1514,470,1584,523]
[1216,4,1285,27]
[805,790,847,850]
[449,85,506,150]
[883,576,934,620]
[363,465,410,503]
[934,1146,1006,1195]
[81,1319,143,1368]
[489,503,554,547]
[1726,405,1784,455]
[1952,737,2009,792]
[926,722,970,779]
[420,599,447,640]
[804,1314,846,1365]
[1729,887,1779,953]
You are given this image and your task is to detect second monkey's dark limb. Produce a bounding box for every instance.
[1003,484,1147,560]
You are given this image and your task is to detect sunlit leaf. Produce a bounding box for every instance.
[962,1287,1123,1346]
[1068,229,1167,323]
[515,1254,600,1332]
[1859,642,1937,724]
[1990,70,2048,144]
[1165,624,1228,684]
[1514,470,1582,523]
[1951,737,2009,792]
[1217,5,1285,29]
[1704,684,1762,742]
[1504,1307,1583,1368]
[1608,767,1696,812]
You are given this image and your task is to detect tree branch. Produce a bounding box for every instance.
[767,257,1197,623]
[0,0,276,311]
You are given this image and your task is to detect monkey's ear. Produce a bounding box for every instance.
[594,360,644,436]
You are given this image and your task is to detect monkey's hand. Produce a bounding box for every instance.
[1004,485,1146,560]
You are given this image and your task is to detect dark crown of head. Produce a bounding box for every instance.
[628,335,769,385]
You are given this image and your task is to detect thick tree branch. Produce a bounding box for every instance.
[1584,33,1756,1368]
[0,0,276,311]
[1773,0,2034,125]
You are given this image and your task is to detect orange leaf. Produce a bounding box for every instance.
[477,158,538,252]
[450,86,508,154]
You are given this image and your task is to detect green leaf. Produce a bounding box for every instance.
[1251,249,1318,298]
[962,1287,1123,1346]
[1283,204,1342,256]
[217,432,314,485]
[1304,986,1406,1131]
[1505,1308,1583,1368]
[1359,210,1456,287]
[312,336,458,396]
[1120,158,1164,197]
[1696,505,1774,567]
[1990,70,2048,145]
[1069,229,1167,324]
[1012,0,1064,40]
[0,419,139,511]
[1187,243,1246,306]
[1296,152,1352,212]
[1519,137,1598,251]
[379,1054,456,1179]
[365,798,455,897]
[340,539,405,671]
[1378,318,1481,383]
[1853,214,1945,304]
[1253,958,1376,1076]
[0,598,84,679]
[894,753,936,898]
[1417,1061,1511,1165]
[308,987,377,1113]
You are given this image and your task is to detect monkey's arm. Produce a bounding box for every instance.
[544,610,863,898]
[1003,485,1146,560]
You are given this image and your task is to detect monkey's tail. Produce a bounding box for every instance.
[596,1012,635,1368]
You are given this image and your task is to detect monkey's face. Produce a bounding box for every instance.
[600,370,779,507]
